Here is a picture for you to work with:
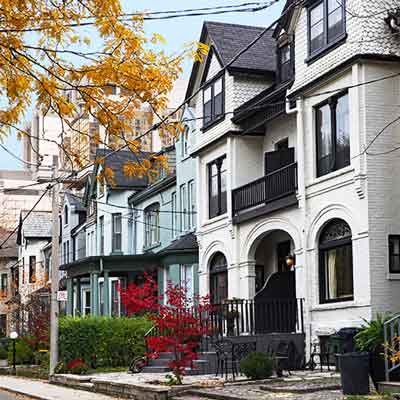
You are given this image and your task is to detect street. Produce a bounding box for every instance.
[0,390,30,400]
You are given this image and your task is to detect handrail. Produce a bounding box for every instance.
[384,314,400,381]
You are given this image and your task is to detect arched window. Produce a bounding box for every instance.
[319,219,353,303]
[64,205,69,225]
[209,252,228,304]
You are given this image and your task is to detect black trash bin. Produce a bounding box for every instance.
[338,352,370,395]
[336,327,359,353]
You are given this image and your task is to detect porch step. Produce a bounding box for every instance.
[159,352,174,359]
[151,358,173,367]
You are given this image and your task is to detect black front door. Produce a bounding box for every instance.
[277,240,292,273]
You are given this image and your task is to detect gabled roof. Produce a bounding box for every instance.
[0,228,17,258]
[20,211,52,239]
[65,191,85,212]
[95,149,151,189]
[205,21,276,73]
[186,21,277,99]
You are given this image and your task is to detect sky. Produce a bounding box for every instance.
[0,0,284,170]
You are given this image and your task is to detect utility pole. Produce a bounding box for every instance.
[49,157,60,375]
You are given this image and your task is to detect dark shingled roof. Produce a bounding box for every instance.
[65,191,85,211]
[22,211,52,239]
[0,228,17,258]
[204,21,277,73]
[160,233,198,254]
[96,149,151,189]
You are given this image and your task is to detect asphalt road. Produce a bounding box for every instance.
[0,390,31,400]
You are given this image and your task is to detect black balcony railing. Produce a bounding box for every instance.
[232,162,298,215]
[210,298,304,337]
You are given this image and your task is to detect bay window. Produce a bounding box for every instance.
[308,0,345,58]
[316,92,349,177]
[208,156,227,219]
[203,76,224,128]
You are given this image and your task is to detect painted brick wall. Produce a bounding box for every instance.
[288,0,400,96]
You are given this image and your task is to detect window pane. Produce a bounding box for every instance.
[328,7,344,41]
[281,45,291,63]
[391,256,400,272]
[335,94,350,170]
[214,93,223,118]
[204,86,212,102]
[310,2,323,25]
[323,244,353,301]
[310,21,324,53]
[204,101,212,125]
[317,104,333,176]
[214,78,222,95]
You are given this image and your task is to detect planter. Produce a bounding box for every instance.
[338,352,370,395]
[370,351,400,389]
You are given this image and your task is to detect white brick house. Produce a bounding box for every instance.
[188,2,400,350]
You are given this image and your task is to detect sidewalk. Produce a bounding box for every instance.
[0,376,119,400]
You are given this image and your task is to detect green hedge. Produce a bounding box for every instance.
[59,316,152,368]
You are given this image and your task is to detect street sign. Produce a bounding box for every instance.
[57,290,67,302]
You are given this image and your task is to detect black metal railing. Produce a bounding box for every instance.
[209,298,304,337]
[232,162,298,215]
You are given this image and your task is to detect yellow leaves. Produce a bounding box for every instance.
[151,33,166,45]
[193,42,209,62]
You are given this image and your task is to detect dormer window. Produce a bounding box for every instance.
[203,76,224,129]
[278,42,294,83]
[308,0,346,60]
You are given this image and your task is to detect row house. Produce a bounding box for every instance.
[0,229,18,336]
[187,0,400,353]
[61,111,198,315]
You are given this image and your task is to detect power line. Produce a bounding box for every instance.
[0,185,53,249]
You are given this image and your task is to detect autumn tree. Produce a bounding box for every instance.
[120,274,213,385]
[0,0,207,175]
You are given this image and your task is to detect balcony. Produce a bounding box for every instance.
[232,162,298,224]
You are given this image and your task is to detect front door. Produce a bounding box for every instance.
[277,241,292,272]
[264,147,295,175]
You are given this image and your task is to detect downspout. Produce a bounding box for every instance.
[133,209,138,254]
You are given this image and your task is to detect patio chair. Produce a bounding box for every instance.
[267,339,296,376]
[214,338,234,379]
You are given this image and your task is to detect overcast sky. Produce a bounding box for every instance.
[0,0,284,170]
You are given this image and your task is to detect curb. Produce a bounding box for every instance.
[0,385,49,400]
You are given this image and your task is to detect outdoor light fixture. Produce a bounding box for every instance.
[10,331,18,375]
[286,255,296,268]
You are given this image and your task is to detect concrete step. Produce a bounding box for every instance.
[142,366,171,373]
[377,381,400,395]
[150,358,173,367]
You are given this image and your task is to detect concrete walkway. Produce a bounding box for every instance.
[0,376,119,400]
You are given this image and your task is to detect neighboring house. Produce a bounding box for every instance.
[61,112,199,314]
[187,6,400,354]
[0,229,18,336]
[11,210,53,335]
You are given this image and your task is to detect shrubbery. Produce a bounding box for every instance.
[240,352,274,380]
[59,316,152,368]
[7,339,34,365]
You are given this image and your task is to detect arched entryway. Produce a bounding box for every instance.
[209,252,228,305]
[253,230,296,295]
[250,229,300,333]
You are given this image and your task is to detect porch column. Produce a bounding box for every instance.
[91,272,99,316]
[66,278,73,316]
[239,261,256,299]
[103,271,110,317]
[75,278,81,316]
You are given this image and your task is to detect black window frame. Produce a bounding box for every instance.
[202,74,225,130]
[306,0,346,62]
[389,235,400,273]
[277,41,295,83]
[319,219,354,304]
[64,205,69,225]
[315,91,350,177]
[208,155,227,219]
